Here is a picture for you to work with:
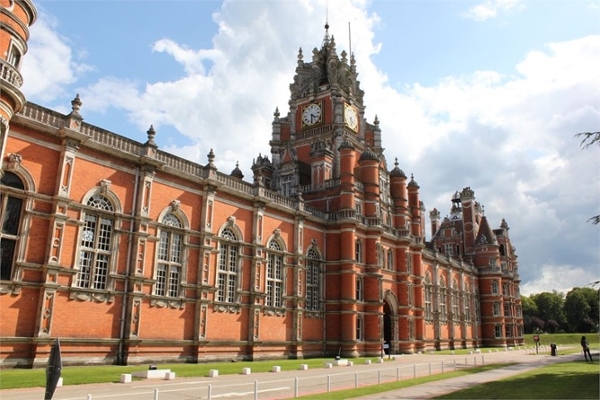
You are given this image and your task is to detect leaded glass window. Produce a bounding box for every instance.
[77,195,114,289]
[155,213,183,297]
[217,228,238,302]
[266,240,283,307]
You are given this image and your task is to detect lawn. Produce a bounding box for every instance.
[435,359,600,399]
[0,357,382,390]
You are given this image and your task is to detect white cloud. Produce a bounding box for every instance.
[20,12,91,105]
[521,264,599,296]
[462,0,524,21]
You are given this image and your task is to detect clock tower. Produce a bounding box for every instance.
[259,24,385,210]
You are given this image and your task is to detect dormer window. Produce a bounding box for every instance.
[279,173,294,197]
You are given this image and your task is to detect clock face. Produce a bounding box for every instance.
[82,229,94,243]
[344,105,358,131]
[302,103,322,126]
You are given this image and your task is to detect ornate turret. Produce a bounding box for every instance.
[0,0,37,175]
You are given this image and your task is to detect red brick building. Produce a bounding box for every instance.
[0,0,523,367]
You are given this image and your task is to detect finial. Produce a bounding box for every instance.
[374,115,380,125]
[323,1,331,47]
[70,94,82,116]
[297,47,303,61]
[207,148,215,167]
[274,107,280,119]
[394,158,399,168]
[146,125,156,145]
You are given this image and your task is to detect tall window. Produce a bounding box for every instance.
[217,228,239,302]
[0,172,24,281]
[444,243,454,256]
[495,324,502,338]
[475,290,481,322]
[155,213,183,297]
[355,239,362,263]
[77,194,114,289]
[439,278,447,321]
[504,302,511,317]
[406,252,412,273]
[306,248,321,311]
[266,240,283,307]
[280,174,294,197]
[355,276,363,301]
[424,274,432,320]
[464,284,471,322]
[451,280,459,319]
[493,302,500,316]
[356,314,363,341]
[386,249,393,271]
[491,280,499,295]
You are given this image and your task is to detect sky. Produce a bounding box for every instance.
[20,0,600,296]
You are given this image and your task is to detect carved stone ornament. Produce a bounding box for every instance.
[304,311,324,319]
[69,290,115,303]
[213,304,241,314]
[262,307,286,317]
[170,199,181,212]
[7,153,22,170]
[151,298,185,310]
[99,179,111,194]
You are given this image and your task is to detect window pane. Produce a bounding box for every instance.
[2,196,23,235]
[93,254,109,289]
[77,251,93,287]
[0,238,16,280]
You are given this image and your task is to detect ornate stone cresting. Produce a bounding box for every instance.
[289,24,364,103]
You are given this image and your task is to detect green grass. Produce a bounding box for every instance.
[294,364,515,400]
[0,357,383,390]
[523,332,600,347]
[435,359,600,399]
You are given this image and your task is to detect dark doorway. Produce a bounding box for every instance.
[383,301,392,343]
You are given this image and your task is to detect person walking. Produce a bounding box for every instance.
[581,336,592,362]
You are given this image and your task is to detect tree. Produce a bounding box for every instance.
[531,291,566,332]
[575,131,600,225]
[564,288,591,332]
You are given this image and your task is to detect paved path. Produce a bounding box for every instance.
[1,347,591,400]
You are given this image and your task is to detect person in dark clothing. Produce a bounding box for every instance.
[581,336,592,362]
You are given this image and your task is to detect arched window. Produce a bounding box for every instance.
[305,248,321,311]
[77,194,114,289]
[155,213,183,297]
[217,227,239,303]
[266,240,283,307]
[0,172,24,281]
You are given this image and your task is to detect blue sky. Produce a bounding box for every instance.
[21,0,600,295]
